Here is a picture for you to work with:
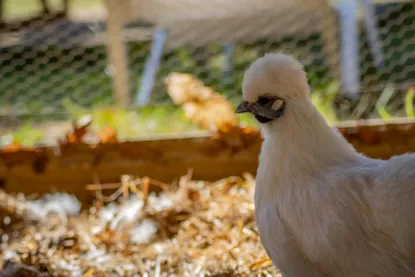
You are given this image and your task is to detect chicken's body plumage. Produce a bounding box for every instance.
[238,53,415,277]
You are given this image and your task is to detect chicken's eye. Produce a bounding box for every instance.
[257,97,273,105]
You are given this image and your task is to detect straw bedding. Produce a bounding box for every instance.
[0,172,279,277]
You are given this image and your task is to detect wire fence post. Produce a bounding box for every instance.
[222,43,234,84]
[360,0,384,69]
[136,27,167,106]
[335,0,360,99]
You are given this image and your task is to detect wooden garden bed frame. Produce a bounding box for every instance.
[2,117,415,202]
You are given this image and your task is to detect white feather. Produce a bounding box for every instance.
[109,196,144,230]
[243,53,415,277]
[26,192,81,222]
[129,218,159,244]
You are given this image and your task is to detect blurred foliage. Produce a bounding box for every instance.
[405,88,415,118]
[62,98,201,139]
[375,85,415,121]
[0,124,44,146]
[2,2,415,147]
[2,2,415,117]
[1,87,339,147]
[0,34,331,117]
[375,83,395,121]
[363,3,415,86]
[310,82,339,125]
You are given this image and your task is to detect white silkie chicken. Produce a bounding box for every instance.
[235,53,415,277]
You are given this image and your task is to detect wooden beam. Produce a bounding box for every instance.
[105,0,131,107]
[0,0,4,23]
[3,119,415,202]
[62,0,70,15]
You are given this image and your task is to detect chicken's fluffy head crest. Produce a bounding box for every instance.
[235,53,310,124]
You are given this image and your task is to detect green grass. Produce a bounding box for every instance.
[374,83,415,121]
[0,86,340,147]
[0,123,45,147]
[310,82,339,125]
[5,85,415,148]
[375,85,415,121]
[62,98,202,139]
[405,88,415,118]
[375,83,395,121]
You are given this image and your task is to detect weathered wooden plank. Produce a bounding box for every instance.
[2,118,415,201]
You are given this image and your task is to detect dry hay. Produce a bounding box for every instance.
[0,172,278,277]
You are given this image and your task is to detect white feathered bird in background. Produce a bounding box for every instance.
[235,53,415,277]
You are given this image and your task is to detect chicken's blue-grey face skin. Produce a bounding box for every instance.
[235,96,286,124]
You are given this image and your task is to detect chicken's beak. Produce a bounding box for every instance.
[235,101,251,114]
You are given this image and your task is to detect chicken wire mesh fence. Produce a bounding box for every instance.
[0,0,415,143]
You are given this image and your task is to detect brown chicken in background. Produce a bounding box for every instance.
[165,72,246,147]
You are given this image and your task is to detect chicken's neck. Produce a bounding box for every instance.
[256,98,361,201]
